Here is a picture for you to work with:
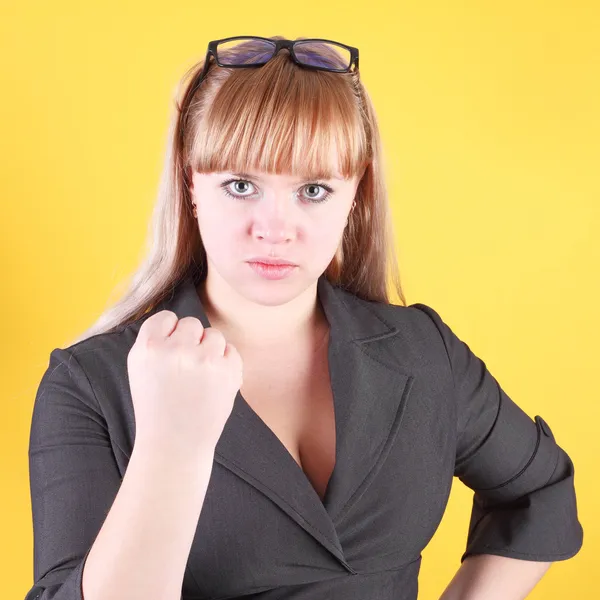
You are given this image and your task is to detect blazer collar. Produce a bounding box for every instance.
[157,269,398,346]
[156,270,415,573]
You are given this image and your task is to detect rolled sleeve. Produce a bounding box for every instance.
[410,303,584,563]
[24,347,122,599]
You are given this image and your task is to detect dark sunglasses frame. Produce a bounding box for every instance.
[184,35,360,101]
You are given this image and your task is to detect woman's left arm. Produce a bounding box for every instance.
[410,303,583,596]
[439,554,551,600]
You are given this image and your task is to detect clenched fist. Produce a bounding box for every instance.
[127,310,243,457]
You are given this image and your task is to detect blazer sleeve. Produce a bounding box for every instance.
[24,347,123,600]
[410,303,584,563]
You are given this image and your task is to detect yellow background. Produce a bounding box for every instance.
[2,1,598,598]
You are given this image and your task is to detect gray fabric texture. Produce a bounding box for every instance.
[24,268,583,599]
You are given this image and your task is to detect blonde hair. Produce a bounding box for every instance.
[68,35,406,347]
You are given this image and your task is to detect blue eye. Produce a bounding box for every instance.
[219,178,333,204]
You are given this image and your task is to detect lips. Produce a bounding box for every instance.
[247,261,297,280]
[247,257,298,266]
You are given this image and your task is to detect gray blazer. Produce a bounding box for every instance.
[25,267,584,600]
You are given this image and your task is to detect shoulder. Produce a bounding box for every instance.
[64,320,141,361]
[345,287,451,346]
[48,316,150,400]
[372,297,448,338]
[338,284,447,335]
[341,289,454,375]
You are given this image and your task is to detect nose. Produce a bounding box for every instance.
[251,195,296,244]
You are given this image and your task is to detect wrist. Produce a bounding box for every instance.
[132,431,217,469]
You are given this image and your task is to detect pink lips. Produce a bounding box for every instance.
[247,256,298,266]
[247,260,297,280]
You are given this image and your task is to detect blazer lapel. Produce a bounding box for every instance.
[156,270,415,572]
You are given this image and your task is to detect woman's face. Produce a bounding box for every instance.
[189,167,360,304]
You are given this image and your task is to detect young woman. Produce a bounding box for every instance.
[25,36,583,600]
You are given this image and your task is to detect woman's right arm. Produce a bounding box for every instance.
[82,435,214,600]
[25,347,215,600]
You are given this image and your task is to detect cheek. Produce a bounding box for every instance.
[310,218,347,257]
[197,206,240,259]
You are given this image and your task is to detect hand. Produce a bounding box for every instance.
[127,310,243,457]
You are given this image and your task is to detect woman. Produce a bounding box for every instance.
[25,36,583,600]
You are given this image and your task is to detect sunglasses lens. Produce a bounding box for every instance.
[216,38,276,66]
[293,41,352,71]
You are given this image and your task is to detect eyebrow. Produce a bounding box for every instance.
[226,171,344,182]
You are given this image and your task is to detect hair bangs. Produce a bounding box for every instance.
[189,53,369,181]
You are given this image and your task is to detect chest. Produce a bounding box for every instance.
[239,344,336,502]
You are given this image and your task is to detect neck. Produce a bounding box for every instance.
[196,272,329,352]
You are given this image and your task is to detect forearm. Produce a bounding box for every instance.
[439,554,551,600]
[81,440,215,600]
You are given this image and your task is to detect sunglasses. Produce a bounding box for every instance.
[182,35,360,104]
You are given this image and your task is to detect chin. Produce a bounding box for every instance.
[240,267,313,305]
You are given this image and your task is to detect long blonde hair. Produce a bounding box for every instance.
[68,35,406,347]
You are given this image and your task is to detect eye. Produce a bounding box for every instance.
[220,178,256,199]
[219,178,334,204]
[300,182,333,203]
